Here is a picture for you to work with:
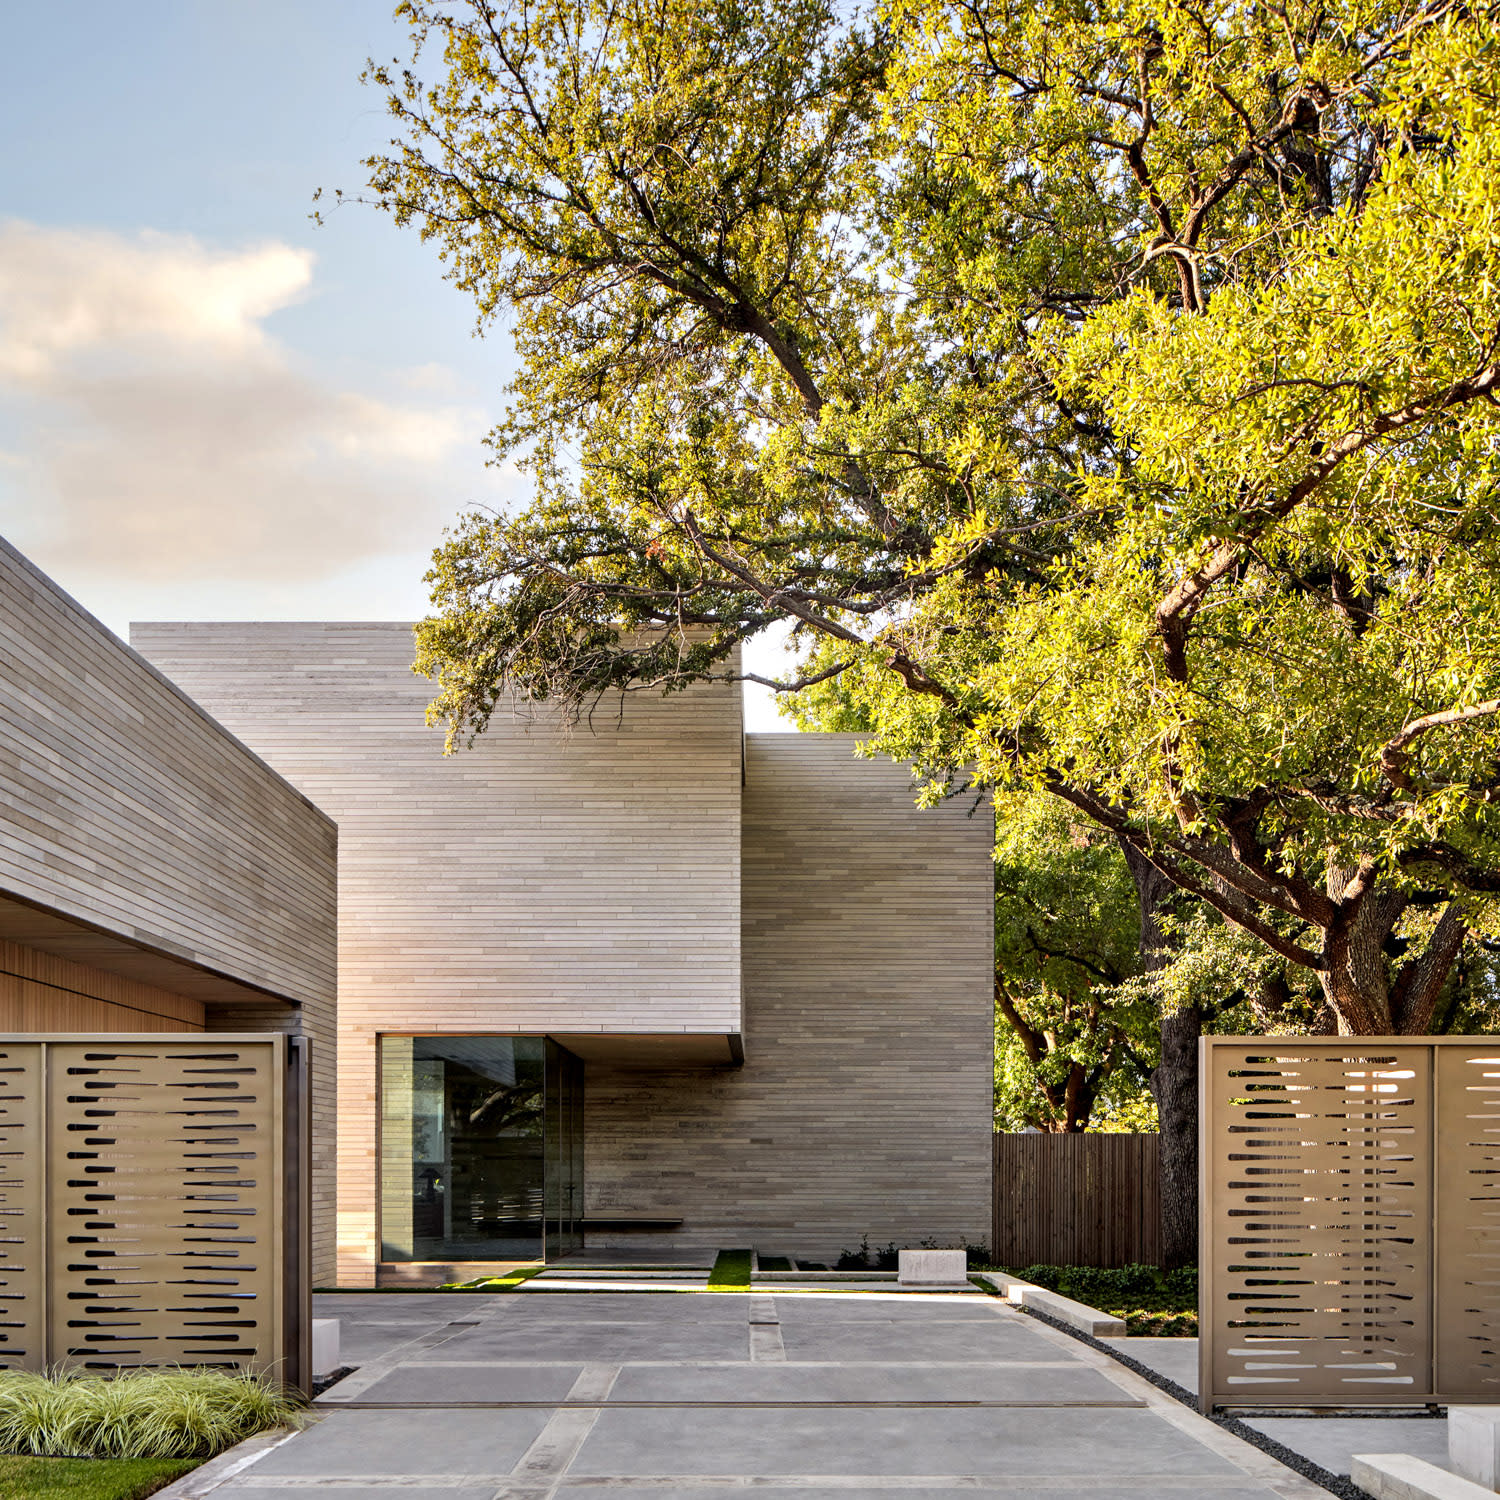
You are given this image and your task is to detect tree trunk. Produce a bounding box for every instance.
[1155,1001,1201,1268]
[1118,840,1198,1269]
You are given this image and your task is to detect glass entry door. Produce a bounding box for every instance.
[379,1036,583,1262]
[545,1041,584,1258]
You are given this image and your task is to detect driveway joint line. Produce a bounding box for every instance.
[302,1397,1149,1410]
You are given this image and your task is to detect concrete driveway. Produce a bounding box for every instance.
[212,1284,1328,1499]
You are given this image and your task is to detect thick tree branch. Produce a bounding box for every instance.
[1379,698,1500,790]
[1155,363,1500,679]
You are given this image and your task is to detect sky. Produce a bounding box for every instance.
[0,2,792,729]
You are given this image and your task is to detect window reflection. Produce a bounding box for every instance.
[379,1036,582,1262]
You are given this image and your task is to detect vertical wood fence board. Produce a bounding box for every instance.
[993,1132,1159,1267]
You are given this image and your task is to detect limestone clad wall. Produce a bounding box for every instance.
[584,733,995,1262]
[130,622,746,1282]
[1,542,336,1011]
[0,541,338,1284]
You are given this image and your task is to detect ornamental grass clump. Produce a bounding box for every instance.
[0,1368,304,1459]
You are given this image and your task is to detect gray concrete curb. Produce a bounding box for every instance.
[1352,1454,1494,1500]
[146,1425,301,1499]
[975,1271,1128,1337]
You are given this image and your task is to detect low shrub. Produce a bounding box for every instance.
[836,1236,994,1271]
[0,1368,304,1460]
[1010,1263,1199,1337]
[835,1237,898,1271]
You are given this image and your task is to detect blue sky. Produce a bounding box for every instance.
[0,2,790,725]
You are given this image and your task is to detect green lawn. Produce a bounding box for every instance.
[707,1248,753,1289]
[0,1455,198,1499]
[439,1265,545,1291]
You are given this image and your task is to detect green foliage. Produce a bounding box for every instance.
[1015,1263,1198,1336]
[366,0,1500,1035]
[0,1455,198,1500]
[835,1237,899,1270]
[987,791,1157,1130]
[837,1236,992,1269]
[0,1370,303,1461]
[708,1248,754,1288]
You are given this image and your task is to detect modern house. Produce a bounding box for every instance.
[132,623,996,1285]
[0,538,338,1306]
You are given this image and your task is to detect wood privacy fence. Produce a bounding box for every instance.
[992,1132,1160,1268]
[0,1034,312,1389]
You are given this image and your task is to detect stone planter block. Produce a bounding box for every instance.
[312,1317,341,1380]
[1450,1407,1500,1490]
[1354,1453,1499,1500]
[897,1249,969,1286]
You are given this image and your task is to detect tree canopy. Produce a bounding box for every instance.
[363,0,1500,1038]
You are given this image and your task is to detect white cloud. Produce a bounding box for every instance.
[0,222,313,381]
[0,220,504,584]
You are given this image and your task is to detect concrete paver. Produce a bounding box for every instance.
[1104,1333,1200,1393]
[213,1288,1333,1497]
[226,1491,499,1499]
[247,1407,552,1477]
[569,1404,1246,1477]
[1245,1415,1452,1479]
[1107,1333,1461,1483]
[350,1363,589,1404]
[603,1359,1123,1402]
[551,1489,1300,1499]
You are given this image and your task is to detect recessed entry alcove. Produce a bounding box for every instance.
[379,1036,583,1263]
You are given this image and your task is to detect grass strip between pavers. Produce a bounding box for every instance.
[707,1248,753,1289]
[0,1454,198,1500]
[439,1265,546,1291]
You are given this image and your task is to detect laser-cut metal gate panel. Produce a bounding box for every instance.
[0,1043,42,1366]
[1202,1038,1500,1412]
[0,1036,293,1380]
[1435,1046,1500,1399]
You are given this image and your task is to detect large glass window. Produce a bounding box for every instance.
[379,1036,583,1262]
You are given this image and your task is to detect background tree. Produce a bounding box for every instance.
[362,0,1500,1264]
[987,793,1155,1132]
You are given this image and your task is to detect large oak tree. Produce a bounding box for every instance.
[360,0,1500,1262]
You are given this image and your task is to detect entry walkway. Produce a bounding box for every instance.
[218,1286,1328,1498]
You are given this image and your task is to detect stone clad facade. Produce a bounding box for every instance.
[586,734,995,1259]
[0,539,338,1285]
[134,621,994,1279]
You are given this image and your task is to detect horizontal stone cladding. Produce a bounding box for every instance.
[585,732,995,1263]
[130,621,745,1280]
[2,542,337,1011]
[0,542,337,1286]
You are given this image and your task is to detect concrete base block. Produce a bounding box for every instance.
[312,1317,341,1380]
[1353,1453,1498,1500]
[1450,1407,1500,1489]
[974,1272,1127,1337]
[897,1249,969,1286]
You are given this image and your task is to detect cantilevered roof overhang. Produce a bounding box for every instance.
[0,887,301,1012]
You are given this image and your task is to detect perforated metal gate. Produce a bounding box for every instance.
[1201,1037,1500,1412]
[0,1034,310,1388]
